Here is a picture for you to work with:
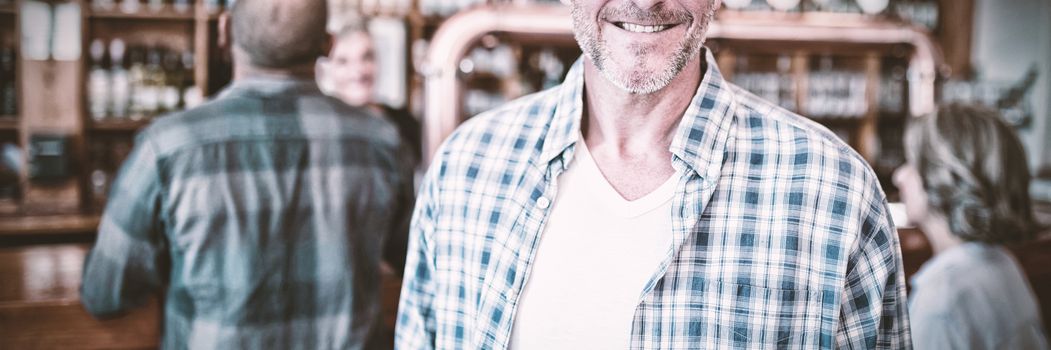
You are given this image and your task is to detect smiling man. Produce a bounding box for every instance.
[396,0,911,349]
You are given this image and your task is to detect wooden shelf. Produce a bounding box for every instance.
[0,118,16,131]
[359,8,412,19]
[878,111,909,122]
[410,12,443,24]
[0,215,100,237]
[1039,167,1051,181]
[1036,201,1051,226]
[808,116,869,125]
[88,7,196,21]
[462,72,504,90]
[716,10,916,31]
[409,14,447,31]
[0,4,14,15]
[89,119,153,132]
[423,15,445,26]
[711,39,908,59]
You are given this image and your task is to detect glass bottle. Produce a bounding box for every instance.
[143,48,166,116]
[88,140,111,210]
[88,39,111,121]
[120,0,142,14]
[767,0,800,11]
[127,46,148,119]
[180,51,203,109]
[173,0,191,13]
[161,50,182,113]
[777,55,797,112]
[93,0,117,11]
[109,39,131,119]
[147,0,165,13]
[204,0,221,13]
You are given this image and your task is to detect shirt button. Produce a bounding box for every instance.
[536,197,551,209]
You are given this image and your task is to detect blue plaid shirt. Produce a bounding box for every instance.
[397,50,911,349]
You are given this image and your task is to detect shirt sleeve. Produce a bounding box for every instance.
[835,198,913,349]
[80,134,169,318]
[394,160,439,350]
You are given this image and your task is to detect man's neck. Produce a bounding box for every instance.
[577,56,705,201]
[233,62,316,82]
[580,57,704,157]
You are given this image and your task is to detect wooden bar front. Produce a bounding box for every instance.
[0,244,160,349]
[0,241,403,349]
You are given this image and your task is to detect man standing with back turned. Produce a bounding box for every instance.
[396,0,910,348]
[80,0,414,348]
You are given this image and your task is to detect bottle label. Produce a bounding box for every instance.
[183,86,203,109]
[163,87,180,111]
[89,70,111,120]
[141,86,158,115]
[111,72,130,119]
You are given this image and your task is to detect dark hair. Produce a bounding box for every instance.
[231,0,329,69]
[904,103,1039,244]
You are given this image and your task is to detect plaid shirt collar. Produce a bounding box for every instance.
[538,49,737,183]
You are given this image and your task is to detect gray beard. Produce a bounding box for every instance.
[570,2,714,95]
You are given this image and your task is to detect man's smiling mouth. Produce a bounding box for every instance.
[612,22,677,33]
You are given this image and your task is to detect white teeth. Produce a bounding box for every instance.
[620,23,669,33]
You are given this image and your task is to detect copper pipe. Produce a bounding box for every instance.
[422,5,573,166]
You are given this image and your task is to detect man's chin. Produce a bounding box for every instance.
[602,71,668,95]
[597,61,671,92]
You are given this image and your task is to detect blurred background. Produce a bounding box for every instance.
[0,0,1049,348]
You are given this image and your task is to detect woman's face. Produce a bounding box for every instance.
[893,163,930,226]
[327,31,376,107]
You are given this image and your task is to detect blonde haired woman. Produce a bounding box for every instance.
[894,104,1049,349]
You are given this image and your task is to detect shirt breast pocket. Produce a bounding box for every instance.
[686,280,826,349]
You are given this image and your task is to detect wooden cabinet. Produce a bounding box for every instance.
[2,0,231,219]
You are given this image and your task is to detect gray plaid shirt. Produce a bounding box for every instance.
[81,77,414,349]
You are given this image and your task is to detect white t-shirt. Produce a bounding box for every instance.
[509,139,676,349]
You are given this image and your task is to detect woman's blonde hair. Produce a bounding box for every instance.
[330,12,369,39]
[904,103,1039,244]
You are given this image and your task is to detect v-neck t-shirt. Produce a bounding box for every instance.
[509,138,676,349]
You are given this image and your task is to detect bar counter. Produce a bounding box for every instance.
[0,244,159,349]
[0,242,403,349]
